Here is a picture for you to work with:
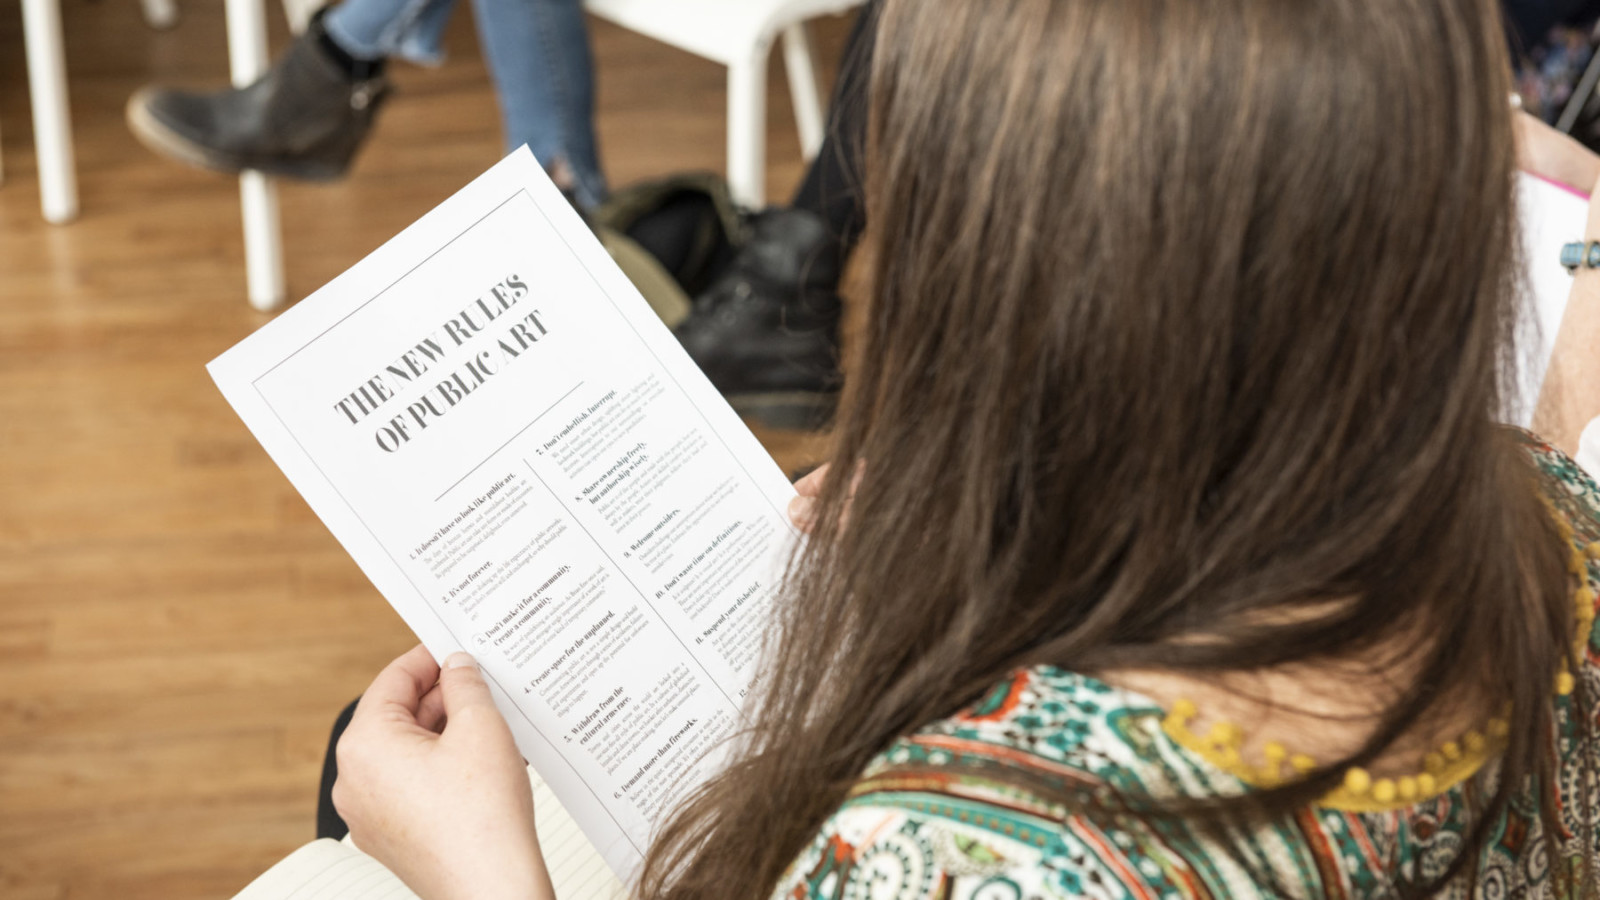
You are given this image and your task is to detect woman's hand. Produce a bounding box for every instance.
[332,645,554,900]
[787,464,830,533]
[787,463,865,534]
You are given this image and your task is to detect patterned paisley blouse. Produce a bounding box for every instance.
[773,439,1600,899]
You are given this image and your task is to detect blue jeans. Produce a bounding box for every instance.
[323,0,607,208]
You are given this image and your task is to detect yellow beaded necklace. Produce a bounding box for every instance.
[1161,515,1598,813]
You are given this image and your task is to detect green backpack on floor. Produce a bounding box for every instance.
[590,172,748,330]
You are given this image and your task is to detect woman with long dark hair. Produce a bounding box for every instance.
[329,0,1600,896]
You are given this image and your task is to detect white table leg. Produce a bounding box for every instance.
[727,49,768,209]
[226,0,286,310]
[20,0,78,224]
[780,24,824,161]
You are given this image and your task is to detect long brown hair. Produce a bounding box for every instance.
[642,0,1591,896]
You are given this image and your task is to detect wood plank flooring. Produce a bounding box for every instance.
[0,4,839,896]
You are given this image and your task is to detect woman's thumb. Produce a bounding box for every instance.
[438,652,497,721]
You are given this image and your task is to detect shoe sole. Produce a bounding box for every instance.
[727,391,838,431]
[125,89,347,182]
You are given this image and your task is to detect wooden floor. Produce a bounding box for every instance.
[0,5,838,897]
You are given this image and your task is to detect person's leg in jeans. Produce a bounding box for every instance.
[470,0,607,209]
[323,0,457,66]
[671,1,879,430]
[126,0,607,197]
[125,0,456,180]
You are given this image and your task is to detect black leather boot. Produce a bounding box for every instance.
[125,14,388,181]
[673,208,844,431]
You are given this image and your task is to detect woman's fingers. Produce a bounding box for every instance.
[333,648,549,900]
[354,643,440,724]
[786,462,869,534]
[794,464,829,497]
[788,464,830,532]
[788,494,818,531]
[417,683,447,733]
[437,653,502,728]
[411,655,497,737]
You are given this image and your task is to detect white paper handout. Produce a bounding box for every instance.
[209,148,798,880]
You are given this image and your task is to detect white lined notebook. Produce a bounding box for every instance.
[233,768,628,900]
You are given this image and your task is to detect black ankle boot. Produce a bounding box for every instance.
[673,208,844,431]
[125,13,389,180]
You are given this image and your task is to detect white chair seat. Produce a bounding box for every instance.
[587,0,866,209]
[586,0,861,67]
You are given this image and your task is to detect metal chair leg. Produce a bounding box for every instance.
[1556,42,1600,134]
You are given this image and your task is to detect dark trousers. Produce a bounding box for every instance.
[789,0,879,270]
[316,698,360,840]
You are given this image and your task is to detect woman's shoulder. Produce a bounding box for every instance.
[866,666,1209,804]
[773,663,1512,899]
[1516,429,1600,525]
[1516,431,1600,662]
[772,668,1244,900]
[776,438,1600,900]
[773,792,1155,900]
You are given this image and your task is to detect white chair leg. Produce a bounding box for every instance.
[727,51,769,209]
[20,0,78,224]
[226,0,287,310]
[780,23,825,161]
[140,0,180,30]
[238,173,285,311]
[281,0,328,35]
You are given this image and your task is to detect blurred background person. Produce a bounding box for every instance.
[125,0,607,209]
